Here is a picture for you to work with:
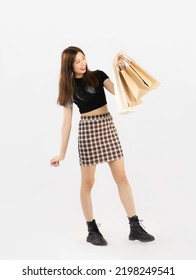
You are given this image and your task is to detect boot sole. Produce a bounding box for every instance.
[87,240,108,246]
[129,236,155,242]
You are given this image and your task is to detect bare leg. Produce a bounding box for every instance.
[108,158,136,217]
[80,165,96,221]
[80,164,107,246]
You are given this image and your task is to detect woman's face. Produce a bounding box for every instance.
[73,52,87,78]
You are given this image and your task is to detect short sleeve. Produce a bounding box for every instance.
[95,70,109,84]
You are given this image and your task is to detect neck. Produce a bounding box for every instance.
[74,74,84,78]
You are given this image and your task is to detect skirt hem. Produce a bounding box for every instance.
[79,155,124,166]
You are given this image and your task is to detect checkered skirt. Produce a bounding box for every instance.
[78,112,123,166]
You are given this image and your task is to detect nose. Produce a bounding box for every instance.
[81,63,86,69]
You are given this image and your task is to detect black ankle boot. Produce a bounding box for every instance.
[86,219,107,246]
[128,215,155,242]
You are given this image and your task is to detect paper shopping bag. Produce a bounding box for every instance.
[113,54,160,113]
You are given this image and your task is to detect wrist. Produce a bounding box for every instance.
[59,153,65,159]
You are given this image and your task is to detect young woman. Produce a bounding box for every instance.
[50,46,155,246]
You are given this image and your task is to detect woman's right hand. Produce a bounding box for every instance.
[50,155,65,167]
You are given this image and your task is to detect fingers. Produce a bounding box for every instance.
[53,162,60,167]
[51,161,60,167]
[114,51,125,62]
[113,53,124,67]
[116,51,125,58]
[50,158,60,167]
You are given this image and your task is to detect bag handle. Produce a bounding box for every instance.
[118,54,132,70]
[123,53,133,63]
[119,61,126,70]
[118,53,133,69]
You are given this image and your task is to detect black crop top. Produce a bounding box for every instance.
[73,70,109,114]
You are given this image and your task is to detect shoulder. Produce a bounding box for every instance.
[93,70,109,83]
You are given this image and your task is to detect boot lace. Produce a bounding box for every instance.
[138,219,146,229]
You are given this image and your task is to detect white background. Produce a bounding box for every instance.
[0,0,196,260]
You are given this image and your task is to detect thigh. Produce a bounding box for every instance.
[108,158,127,183]
[80,165,97,185]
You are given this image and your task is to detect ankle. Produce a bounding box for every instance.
[86,219,95,225]
[128,215,139,224]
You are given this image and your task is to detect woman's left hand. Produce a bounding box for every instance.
[113,51,125,67]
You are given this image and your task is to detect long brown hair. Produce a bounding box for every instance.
[57,46,98,106]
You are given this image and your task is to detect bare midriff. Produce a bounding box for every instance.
[81,104,109,116]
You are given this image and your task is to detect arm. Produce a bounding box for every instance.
[104,78,115,95]
[50,105,73,167]
[103,51,125,95]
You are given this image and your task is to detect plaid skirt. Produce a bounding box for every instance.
[78,112,123,166]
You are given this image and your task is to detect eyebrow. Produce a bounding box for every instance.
[74,55,85,62]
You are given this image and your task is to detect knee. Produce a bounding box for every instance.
[81,177,95,192]
[114,173,128,186]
